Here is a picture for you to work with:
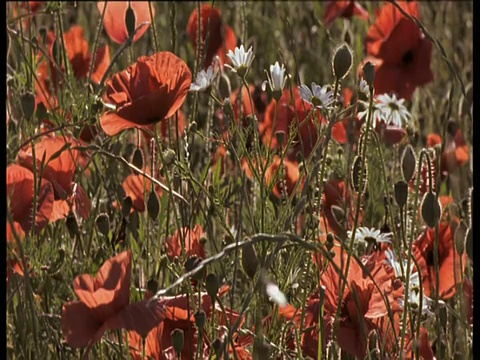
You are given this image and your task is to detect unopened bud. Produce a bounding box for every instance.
[421,191,441,228]
[147,189,160,220]
[401,145,417,182]
[242,242,259,279]
[95,213,110,237]
[125,6,136,39]
[362,61,375,88]
[171,329,184,356]
[394,181,408,209]
[162,149,176,167]
[20,92,36,119]
[194,309,206,329]
[332,43,353,80]
[351,155,368,194]
[205,273,219,301]
[132,148,144,169]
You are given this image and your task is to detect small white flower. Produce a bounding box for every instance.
[347,227,393,246]
[359,78,369,96]
[299,82,334,109]
[376,93,411,128]
[190,65,219,92]
[398,272,438,316]
[266,283,288,307]
[262,61,287,94]
[225,45,255,77]
[357,103,385,129]
[384,249,407,278]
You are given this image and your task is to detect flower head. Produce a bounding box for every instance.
[376,93,411,127]
[225,45,255,77]
[190,64,219,92]
[348,227,392,248]
[262,62,287,99]
[299,82,334,109]
[100,51,191,136]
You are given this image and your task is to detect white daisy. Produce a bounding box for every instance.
[190,65,219,92]
[347,227,392,246]
[299,82,334,109]
[262,61,287,96]
[398,272,439,316]
[376,93,411,128]
[266,283,288,307]
[225,45,255,77]
[357,102,385,129]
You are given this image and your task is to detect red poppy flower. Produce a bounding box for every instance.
[260,87,347,159]
[17,135,91,222]
[166,225,206,260]
[62,250,166,352]
[128,286,230,360]
[7,164,54,233]
[97,1,153,44]
[100,52,191,136]
[187,4,237,68]
[264,156,302,199]
[363,1,433,100]
[283,248,401,359]
[122,167,163,213]
[413,220,467,299]
[324,1,369,26]
[35,25,110,110]
[427,126,469,175]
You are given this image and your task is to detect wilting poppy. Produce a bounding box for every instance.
[17,135,91,222]
[97,1,154,44]
[260,87,347,160]
[363,1,433,100]
[100,51,191,136]
[413,220,466,299]
[62,250,166,352]
[7,164,54,233]
[323,1,369,27]
[35,25,110,110]
[187,4,237,68]
[166,224,206,260]
[128,286,230,360]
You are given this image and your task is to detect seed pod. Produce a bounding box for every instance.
[205,273,219,301]
[242,242,259,279]
[95,213,110,237]
[362,61,375,88]
[125,5,136,38]
[132,148,144,169]
[401,145,416,182]
[454,220,468,255]
[171,329,184,356]
[332,43,353,80]
[351,155,368,194]
[421,191,441,228]
[20,92,36,119]
[147,189,160,221]
[394,180,408,209]
[162,149,176,167]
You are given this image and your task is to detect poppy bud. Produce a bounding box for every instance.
[454,220,468,255]
[211,338,224,358]
[205,273,219,301]
[242,242,259,279]
[421,191,441,228]
[147,189,160,220]
[275,131,286,147]
[122,196,133,217]
[20,91,36,119]
[146,278,158,298]
[132,148,144,169]
[351,155,368,195]
[330,205,345,226]
[66,212,79,239]
[95,213,110,237]
[162,149,176,167]
[394,180,408,209]
[194,309,206,330]
[170,329,184,356]
[332,43,353,80]
[52,38,63,66]
[465,227,472,261]
[125,5,136,39]
[199,236,207,245]
[218,73,231,100]
[401,145,416,182]
[326,233,334,251]
[362,61,375,88]
[185,255,204,281]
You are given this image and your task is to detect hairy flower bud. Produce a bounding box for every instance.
[332,43,353,80]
